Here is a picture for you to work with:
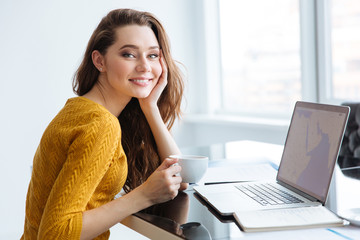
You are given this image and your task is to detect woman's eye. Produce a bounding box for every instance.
[122,53,135,58]
[149,54,159,59]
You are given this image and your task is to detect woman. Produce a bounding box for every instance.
[21,8,186,240]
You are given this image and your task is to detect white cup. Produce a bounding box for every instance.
[169,155,209,183]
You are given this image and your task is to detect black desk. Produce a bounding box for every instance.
[121,141,360,239]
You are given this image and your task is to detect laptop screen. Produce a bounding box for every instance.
[277,101,349,203]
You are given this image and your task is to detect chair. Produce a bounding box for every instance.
[337,102,360,179]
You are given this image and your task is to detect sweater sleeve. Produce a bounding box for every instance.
[37,116,121,239]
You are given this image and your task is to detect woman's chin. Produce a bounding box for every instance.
[132,87,155,99]
[135,93,151,99]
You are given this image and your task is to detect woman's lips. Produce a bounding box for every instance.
[129,79,152,86]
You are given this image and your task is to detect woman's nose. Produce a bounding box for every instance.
[136,57,151,72]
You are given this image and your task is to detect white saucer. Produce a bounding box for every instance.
[338,208,360,226]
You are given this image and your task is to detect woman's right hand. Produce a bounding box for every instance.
[139,158,182,205]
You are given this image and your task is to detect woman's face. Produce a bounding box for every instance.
[101,24,162,99]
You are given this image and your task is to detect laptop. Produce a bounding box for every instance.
[194,101,350,216]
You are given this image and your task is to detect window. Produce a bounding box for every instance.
[216,0,360,118]
[331,0,360,100]
[219,0,300,117]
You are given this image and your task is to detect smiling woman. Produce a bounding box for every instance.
[21,8,186,240]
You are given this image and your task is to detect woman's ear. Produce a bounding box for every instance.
[92,50,105,72]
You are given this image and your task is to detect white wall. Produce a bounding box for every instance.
[0,0,201,238]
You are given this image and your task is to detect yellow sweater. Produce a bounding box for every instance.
[21,97,128,240]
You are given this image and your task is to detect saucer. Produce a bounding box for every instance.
[338,208,360,226]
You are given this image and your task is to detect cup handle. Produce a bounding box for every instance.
[171,162,180,177]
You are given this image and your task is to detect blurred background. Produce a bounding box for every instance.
[1,0,360,238]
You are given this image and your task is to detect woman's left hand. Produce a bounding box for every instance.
[138,52,167,111]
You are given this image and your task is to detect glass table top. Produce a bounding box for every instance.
[133,141,360,239]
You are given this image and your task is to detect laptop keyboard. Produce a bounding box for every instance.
[235,183,304,206]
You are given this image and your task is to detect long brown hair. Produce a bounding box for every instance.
[73,9,184,193]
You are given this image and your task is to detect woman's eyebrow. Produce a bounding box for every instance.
[120,44,138,50]
[119,44,159,50]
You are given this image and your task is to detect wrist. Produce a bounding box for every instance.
[141,104,161,120]
[131,184,154,209]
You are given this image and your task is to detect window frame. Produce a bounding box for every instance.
[176,0,350,148]
[201,0,342,118]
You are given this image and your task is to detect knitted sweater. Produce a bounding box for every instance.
[21,97,128,240]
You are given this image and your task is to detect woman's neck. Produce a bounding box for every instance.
[83,83,131,117]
